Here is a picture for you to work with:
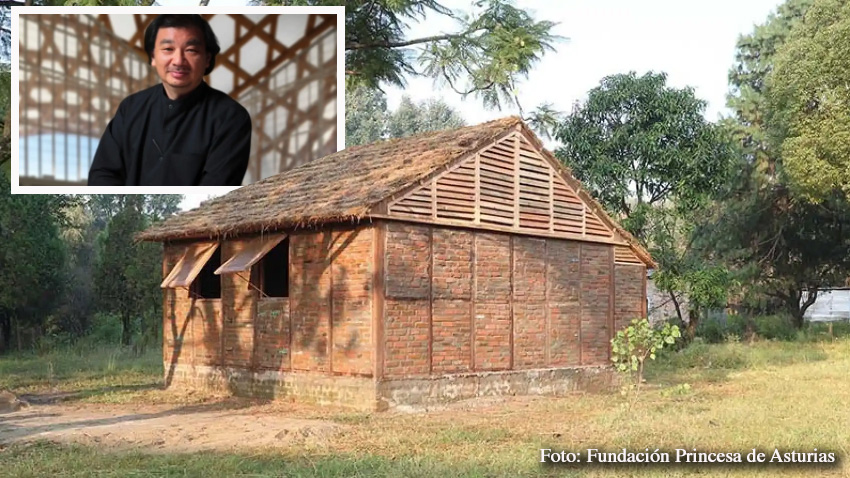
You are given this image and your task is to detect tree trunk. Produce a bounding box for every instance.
[686,308,700,341]
[121,312,132,346]
[3,108,10,138]
[669,290,684,325]
[789,307,805,329]
[787,288,816,329]
[798,289,817,327]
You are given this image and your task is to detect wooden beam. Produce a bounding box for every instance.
[474,153,480,225]
[428,226,434,376]
[509,235,515,370]
[513,132,520,228]
[549,164,555,233]
[368,213,631,247]
[608,246,615,361]
[372,222,386,381]
[230,16,334,98]
[641,267,648,318]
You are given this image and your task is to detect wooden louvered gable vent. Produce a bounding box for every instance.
[615,245,644,265]
[387,131,616,242]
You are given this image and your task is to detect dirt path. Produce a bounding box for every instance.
[0,400,345,453]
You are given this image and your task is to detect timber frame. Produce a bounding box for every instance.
[370,124,652,268]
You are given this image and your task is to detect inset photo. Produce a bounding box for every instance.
[11,6,343,193]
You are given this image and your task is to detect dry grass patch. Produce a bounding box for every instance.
[1,337,849,477]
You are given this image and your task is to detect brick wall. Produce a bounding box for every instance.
[614,264,646,331]
[290,231,332,372]
[384,223,431,377]
[255,298,290,370]
[222,240,255,369]
[288,227,375,374]
[512,237,547,369]
[431,229,473,374]
[547,240,581,366]
[163,224,374,386]
[580,244,612,365]
[330,228,373,376]
[163,243,223,372]
[474,233,512,371]
[380,222,624,378]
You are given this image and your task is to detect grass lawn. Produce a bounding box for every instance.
[1,330,849,477]
[0,342,163,403]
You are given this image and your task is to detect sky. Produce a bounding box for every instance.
[383,0,783,125]
[162,0,785,209]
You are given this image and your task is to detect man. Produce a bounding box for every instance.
[88,14,251,186]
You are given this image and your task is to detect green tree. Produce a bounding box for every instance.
[386,95,465,139]
[553,72,737,331]
[767,0,850,201]
[55,200,98,339]
[0,166,68,352]
[726,0,812,178]
[345,86,388,147]
[704,176,850,328]
[92,195,181,346]
[648,207,734,336]
[554,71,735,240]
[259,0,557,113]
[346,86,466,146]
[713,0,850,326]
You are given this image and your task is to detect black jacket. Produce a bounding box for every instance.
[88,82,251,186]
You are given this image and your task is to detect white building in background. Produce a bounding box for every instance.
[803,289,850,322]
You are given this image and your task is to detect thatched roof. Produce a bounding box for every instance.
[138,117,523,242]
[137,116,654,267]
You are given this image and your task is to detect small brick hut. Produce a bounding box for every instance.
[138,117,654,410]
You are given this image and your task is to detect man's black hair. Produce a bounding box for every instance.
[144,14,220,76]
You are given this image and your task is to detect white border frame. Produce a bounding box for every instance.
[11,6,346,194]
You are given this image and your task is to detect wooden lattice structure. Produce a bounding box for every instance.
[18,13,338,186]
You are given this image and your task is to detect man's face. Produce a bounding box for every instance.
[151,26,210,100]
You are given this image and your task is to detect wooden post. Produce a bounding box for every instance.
[372,223,385,381]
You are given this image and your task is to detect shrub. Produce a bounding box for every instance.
[753,314,796,341]
[798,321,850,341]
[695,316,726,344]
[86,312,123,346]
[611,318,681,387]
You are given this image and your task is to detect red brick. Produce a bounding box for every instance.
[331,228,373,375]
[473,302,511,370]
[580,243,612,365]
[615,264,645,332]
[431,299,472,373]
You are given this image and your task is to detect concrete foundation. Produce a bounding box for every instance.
[376,366,616,410]
[165,364,378,410]
[165,364,616,411]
